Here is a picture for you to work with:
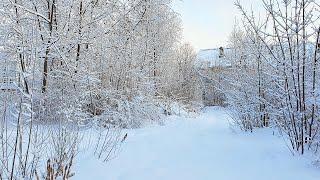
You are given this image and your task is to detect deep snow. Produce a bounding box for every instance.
[75,107,320,180]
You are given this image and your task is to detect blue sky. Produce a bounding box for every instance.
[173,0,263,50]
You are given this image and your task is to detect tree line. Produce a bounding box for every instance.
[217,0,320,155]
[0,0,201,179]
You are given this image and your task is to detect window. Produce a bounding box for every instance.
[3,76,8,84]
[9,77,14,83]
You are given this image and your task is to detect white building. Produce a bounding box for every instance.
[195,47,232,106]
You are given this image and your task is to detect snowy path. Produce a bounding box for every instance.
[75,107,320,180]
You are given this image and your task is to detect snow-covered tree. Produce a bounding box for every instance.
[219,0,320,154]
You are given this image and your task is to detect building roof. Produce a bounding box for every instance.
[0,82,18,90]
[196,48,232,68]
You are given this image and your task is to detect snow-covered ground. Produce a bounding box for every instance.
[75,107,320,180]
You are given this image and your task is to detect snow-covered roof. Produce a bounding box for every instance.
[196,48,232,68]
[0,82,18,90]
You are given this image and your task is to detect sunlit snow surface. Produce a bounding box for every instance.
[75,107,320,180]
